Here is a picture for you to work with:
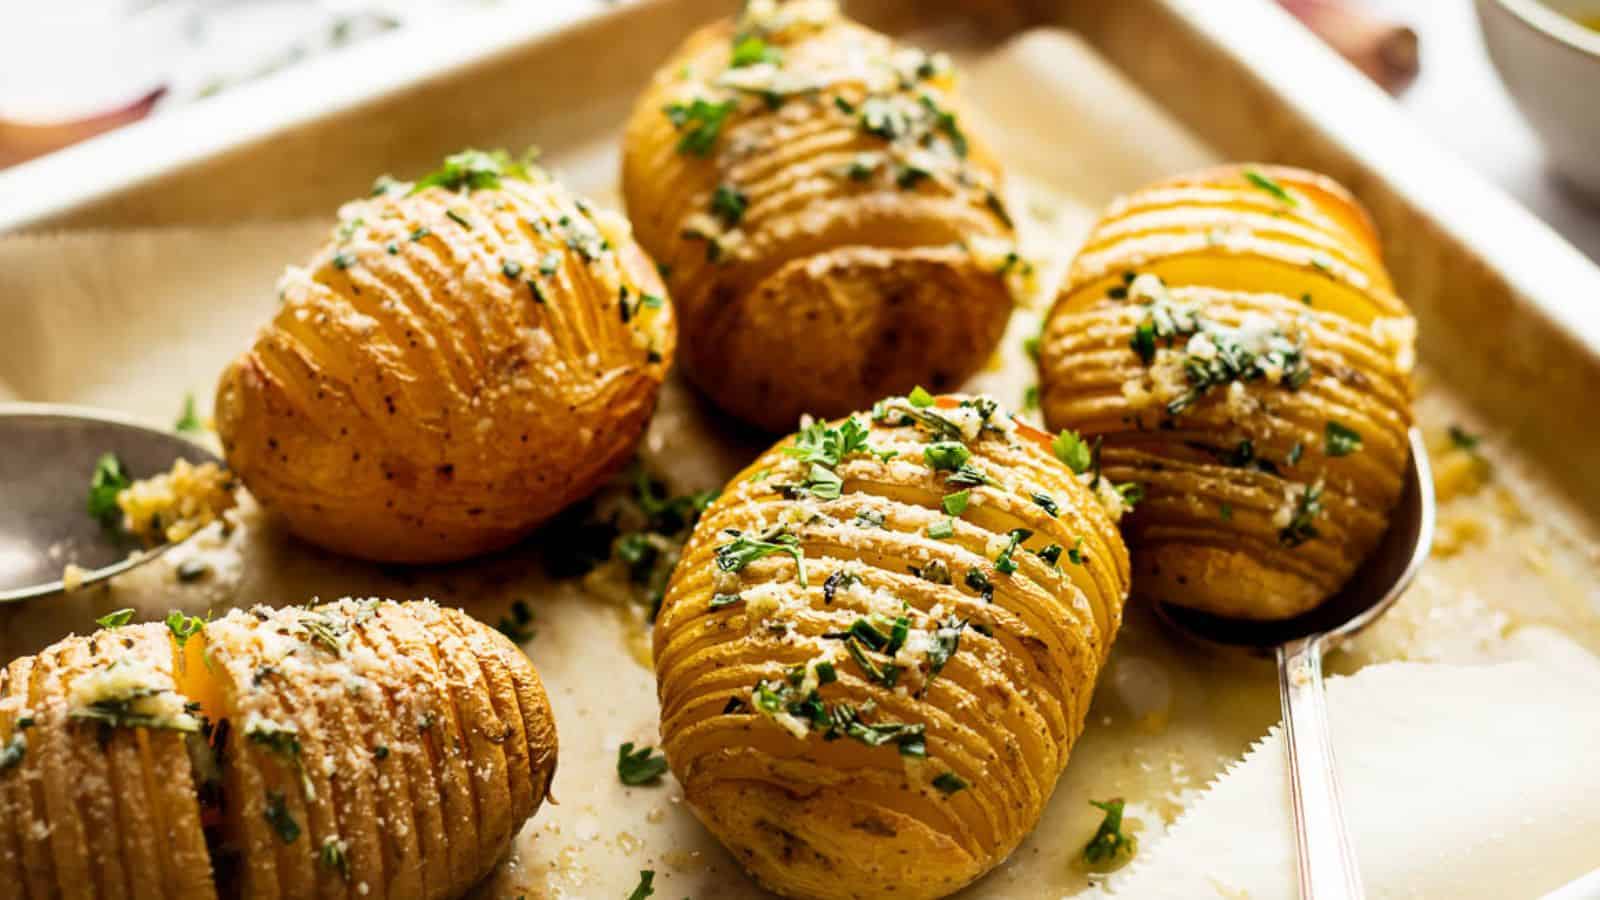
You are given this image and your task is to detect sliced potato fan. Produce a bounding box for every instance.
[216,151,675,564]
[622,0,1016,431]
[1039,164,1416,620]
[654,392,1131,900]
[0,600,557,900]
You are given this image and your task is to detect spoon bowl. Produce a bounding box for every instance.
[0,403,224,603]
[1155,427,1435,899]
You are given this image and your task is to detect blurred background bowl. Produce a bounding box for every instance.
[1477,0,1600,199]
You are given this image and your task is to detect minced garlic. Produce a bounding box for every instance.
[117,459,237,544]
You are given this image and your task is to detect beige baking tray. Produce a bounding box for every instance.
[2,1,1599,897]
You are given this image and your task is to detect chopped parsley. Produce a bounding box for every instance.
[933,771,969,794]
[96,608,135,629]
[628,870,656,900]
[319,838,350,880]
[1243,168,1296,205]
[1165,322,1310,415]
[730,35,783,68]
[927,519,955,539]
[0,731,25,772]
[715,527,807,586]
[174,394,202,434]
[1036,543,1063,566]
[942,490,970,516]
[924,615,966,689]
[264,791,301,844]
[1279,482,1324,547]
[1324,421,1362,457]
[1083,798,1137,870]
[331,252,356,270]
[822,570,860,605]
[945,463,993,488]
[1030,492,1060,517]
[908,386,935,407]
[88,453,131,528]
[496,600,536,643]
[410,148,530,194]
[924,442,971,471]
[501,260,523,279]
[1068,537,1087,565]
[1129,296,1201,365]
[617,742,669,786]
[711,183,748,228]
[444,209,473,230]
[1449,425,1481,451]
[665,98,737,156]
[964,567,994,602]
[1052,430,1092,475]
[994,528,1032,575]
[164,611,206,650]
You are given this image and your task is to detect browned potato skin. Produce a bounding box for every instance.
[1038,165,1415,620]
[0,624,217,900]
[0,601,557,900]
[622,10,1014,432]
[654,396,1130,899]
[217,171,675,563]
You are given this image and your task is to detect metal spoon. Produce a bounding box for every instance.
[0,403,224,603]
[1156,427,1435,899]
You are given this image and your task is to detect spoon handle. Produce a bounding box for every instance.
[1277,635,1365,899]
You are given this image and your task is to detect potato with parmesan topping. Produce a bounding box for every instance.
[215,150,675,563]
[0,599,557,900]
[621,0,1016,431]
[653,393,1130,899]
[1037,165,1416,620]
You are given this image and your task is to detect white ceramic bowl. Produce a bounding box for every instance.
[1476,0,1600,197]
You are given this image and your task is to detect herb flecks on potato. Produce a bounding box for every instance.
[653,392,1130,900]
[0,599,557,900]
[216,150,675,563]
[622,0,1016,431]
[1038,165,1416,620]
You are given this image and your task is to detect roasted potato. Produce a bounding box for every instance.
[654,392,1131,899]
[216,150,675,563]
[0,599,557,900]
[1038,165,1416,620]
[621,1,1016,431]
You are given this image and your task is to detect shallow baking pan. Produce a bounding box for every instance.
[2,0,1598,896]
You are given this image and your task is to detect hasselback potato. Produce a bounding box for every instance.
[217,150,675,563]
[1037,164,1416,620]
[654,392,1131,899]
[0,599,557,900]
[621,0,1016,431]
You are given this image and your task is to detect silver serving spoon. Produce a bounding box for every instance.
[1156,427,1435,900]
[0,403,224,603]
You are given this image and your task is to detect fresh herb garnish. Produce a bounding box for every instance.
[264,791,301,844]
[822,570,860,605]
[96,608,135,629]
[1324,421,1362,457]
[1030,492,1060,517]
[933,771,969,794]
[924,442,971,471]
[319,838,349,880]
[715,527,807,586]
[1036,543,1063,566]
[942,490,970,516]
[964,567,994,602]
[0,731,25,772]
[1083,798,1137,869]
[711,183,748,228]
[165,611,206,650]
[1243,169,1296,205]
[174,395,203,434]
[410,148,530,194]
[1052,430,1092,475]
[1279,482,1324,547]
[994,529,1031,575]
[927,519,955,539]
[617,742,669,786]
[730,35,783,68]
[665,98,737,156]
[88,453,131,528]
[628,870,656,900]
[496,600,536,643]
[1448,425,1481,451]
